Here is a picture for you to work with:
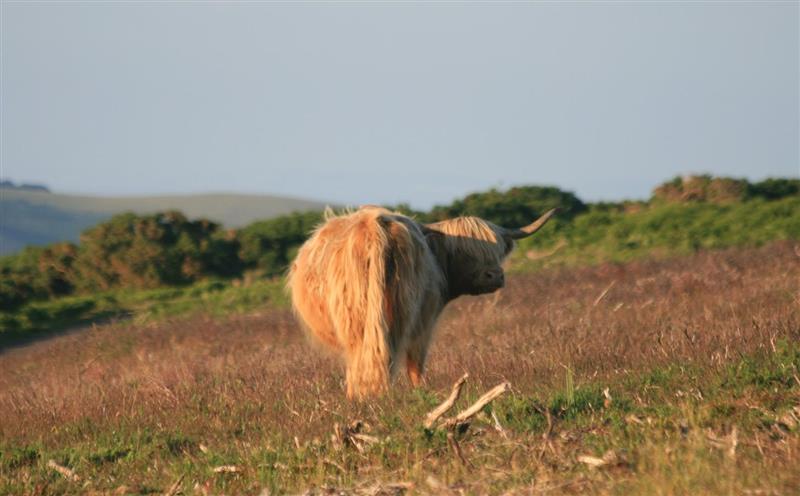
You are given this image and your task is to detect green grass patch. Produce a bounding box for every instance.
[0,278,287,346]
[4,345,797,494]
[513,196,800,271]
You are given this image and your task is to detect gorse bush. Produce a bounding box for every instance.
[425,185,586,226]
[748,177,800,200]
[652,175,800,204]
[1,175,799,312]
[73,211,241,291]
[1,212,241,311]
[0,243,80,310]
[237,211,323,276]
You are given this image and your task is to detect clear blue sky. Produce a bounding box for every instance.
[2,1,798,208]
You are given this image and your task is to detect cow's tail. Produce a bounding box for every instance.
[344,213,398,399]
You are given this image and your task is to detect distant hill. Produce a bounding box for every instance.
[0,180,50,193]
[0,188,329,255]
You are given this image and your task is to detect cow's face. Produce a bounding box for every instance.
[447,251,508,296]
[424,219,515,300]
[424,209,557,301]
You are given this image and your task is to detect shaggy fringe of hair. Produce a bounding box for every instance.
[427,216,509,264]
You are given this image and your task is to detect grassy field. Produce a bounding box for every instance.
[0,279,287,347]
[1,241,799,495]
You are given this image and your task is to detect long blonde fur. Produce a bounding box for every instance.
[288,207,443,398]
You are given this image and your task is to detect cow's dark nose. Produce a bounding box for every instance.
[483,269,505,286]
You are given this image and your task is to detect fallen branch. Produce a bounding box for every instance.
[593,280,616,306]
[491,410,509,439]
[213,465,241,474]
[333,420,379,453]
[443,381,512,429]
[350,433,380,447]
[424,373,468,428]
[47,460,79,482]
[163,474,185,496]
[577,450,619,468]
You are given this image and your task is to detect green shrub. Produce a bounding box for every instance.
[73,211,240,291]
[749,177,800,200]
[237,211,322,276]
[516,196,800,270]
[426,185,586,227]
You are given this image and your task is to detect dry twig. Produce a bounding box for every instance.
[577,450,619,468]
[333,420,379,453]
[47,460,79,482]
[162,474,185,496]
[593,280,616,306]
[443,381,512,429]
[491,410,509,439]
[213,465,242,473]
[424,373,468,428]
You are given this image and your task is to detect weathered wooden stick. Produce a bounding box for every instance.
[491,410,509,439]
[47,460,79,482]
[163,474,185,496]
[213,465,241,473]
[444,381,511,428]
[424,373,469,428]
[350,433,380,445]
[578,450,619,468]
[593,280,616,306]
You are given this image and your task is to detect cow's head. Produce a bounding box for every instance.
[424,209,557,300]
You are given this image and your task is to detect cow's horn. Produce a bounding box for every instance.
[506,208,559,239]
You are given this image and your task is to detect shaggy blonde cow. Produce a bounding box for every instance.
[287,206,556,398]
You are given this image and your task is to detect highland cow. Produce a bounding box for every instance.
[287,206,556,398]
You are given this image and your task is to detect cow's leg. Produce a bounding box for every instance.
[406,352,423,387]
[405,292,443,387]
[405,334,430,387]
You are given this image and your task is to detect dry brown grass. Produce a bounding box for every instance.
[1,241,799,494]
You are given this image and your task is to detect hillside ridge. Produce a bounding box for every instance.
[0,188,330,254]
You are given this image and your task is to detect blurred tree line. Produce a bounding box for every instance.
[2,176,798,311]
[652,175,800,204]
